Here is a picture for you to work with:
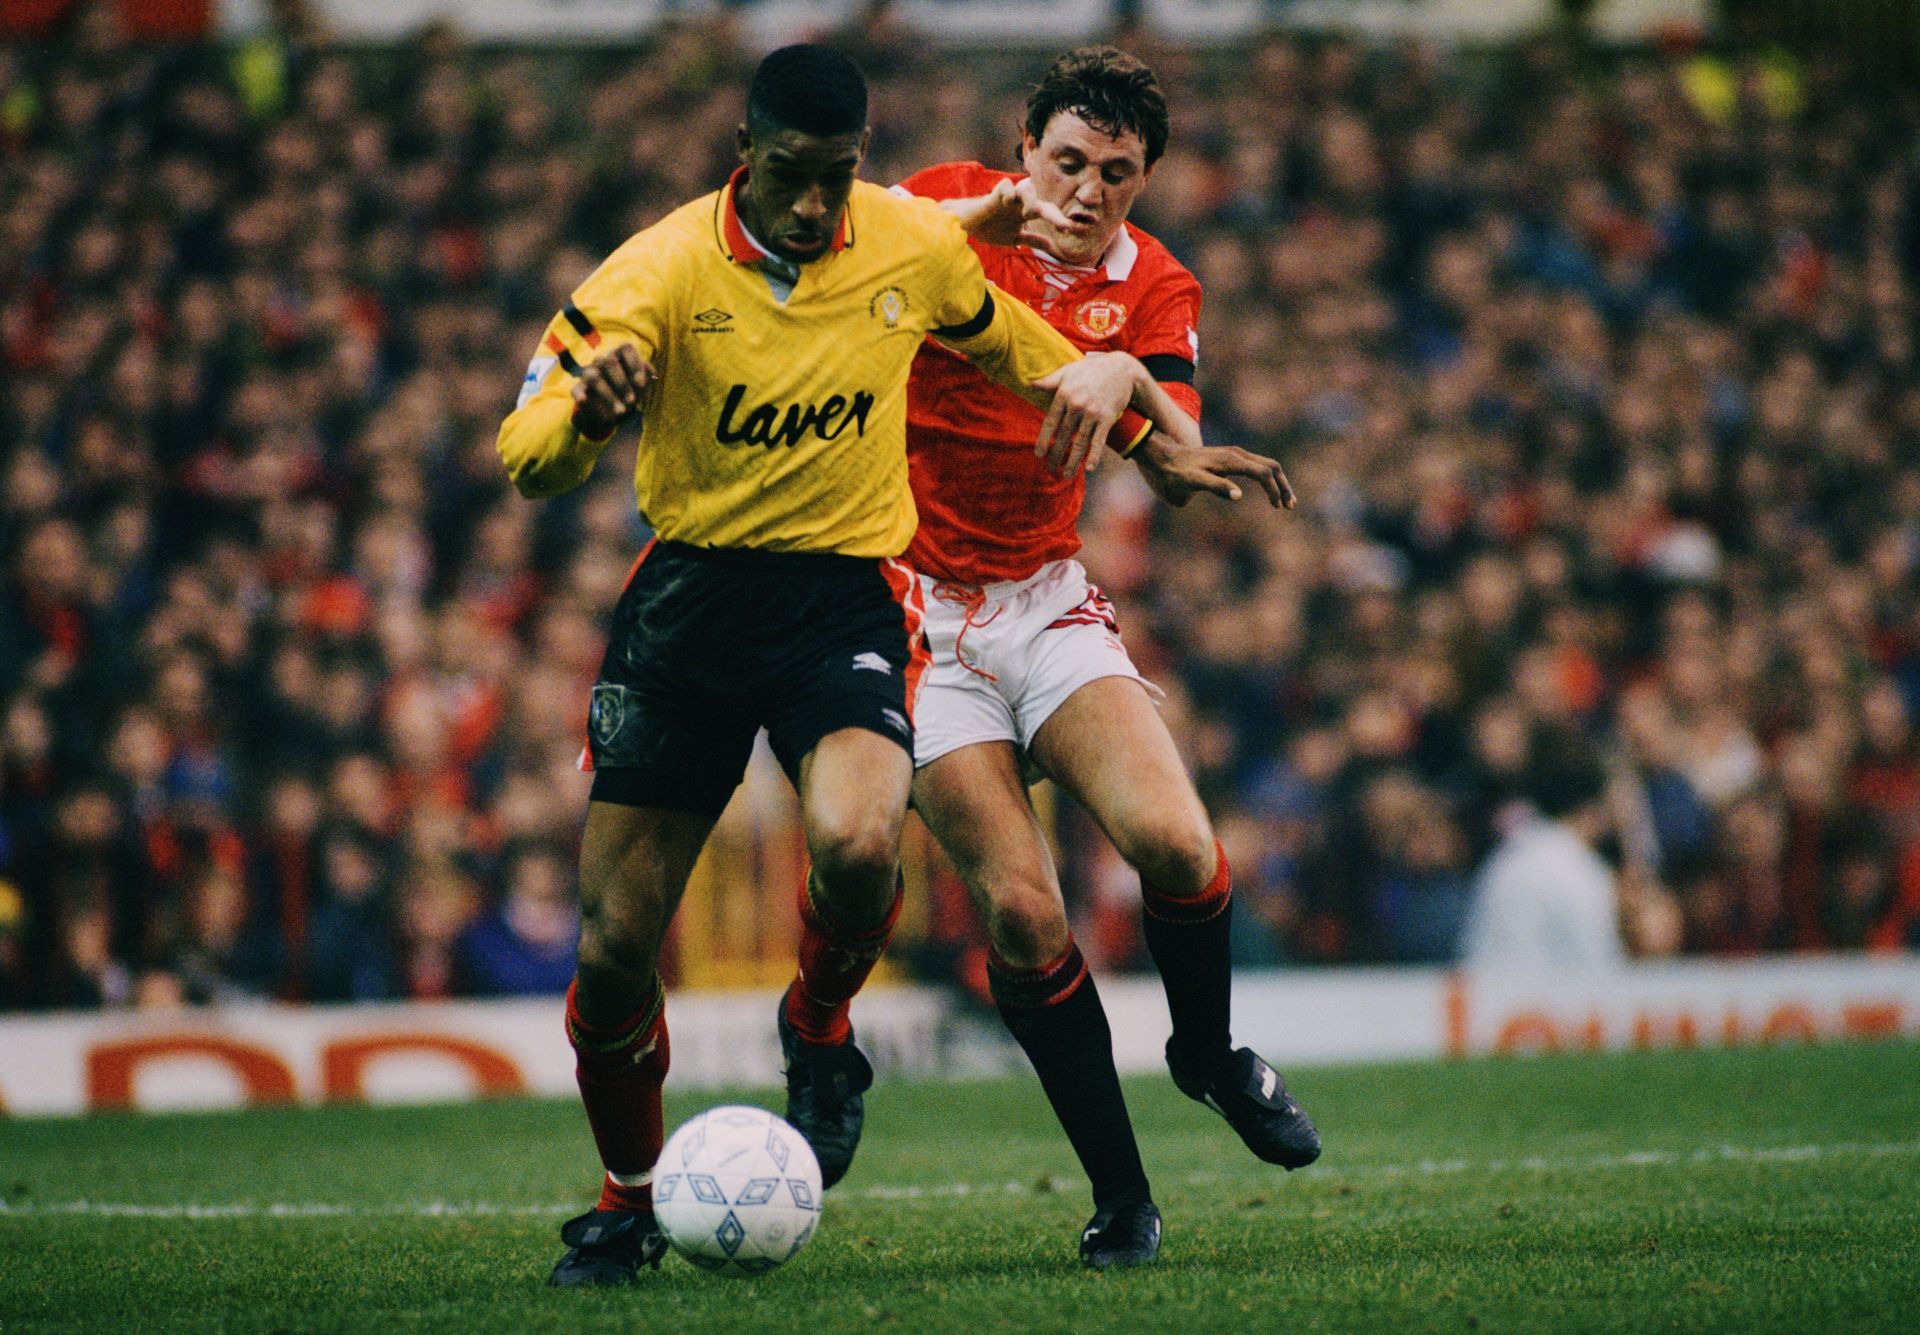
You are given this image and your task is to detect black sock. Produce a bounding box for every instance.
[989,943,1150,1212]
[1141,842,1234,1079]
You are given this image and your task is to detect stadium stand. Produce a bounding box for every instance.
[3,3,1919,1011]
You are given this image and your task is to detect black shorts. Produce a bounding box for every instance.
[585,540,928,818]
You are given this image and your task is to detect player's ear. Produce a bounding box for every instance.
[1018,129,1038,168]
[736,124,753,164]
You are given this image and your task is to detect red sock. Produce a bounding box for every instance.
[783,871,902,1045]
[565,975,669,1215]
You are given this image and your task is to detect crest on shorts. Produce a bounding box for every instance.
[869,286,908,328]
[589,684,627,746]
[1072,298,1127,339]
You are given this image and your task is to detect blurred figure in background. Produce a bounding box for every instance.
[460,841,579,995]
[1461,727,1624,971]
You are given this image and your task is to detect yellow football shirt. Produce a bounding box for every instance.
[497,171,1084,557]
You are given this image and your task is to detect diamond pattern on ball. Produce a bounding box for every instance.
[735,1177,778,1205]
[787,1215,816,1259]
[714,1211,746,1256]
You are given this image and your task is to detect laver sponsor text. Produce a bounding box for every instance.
[715,384,875,448]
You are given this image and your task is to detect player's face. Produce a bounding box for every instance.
[736,125,869,263]
[1020,112,1152,266]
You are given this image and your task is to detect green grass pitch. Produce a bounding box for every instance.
[2,1040,1916,1333]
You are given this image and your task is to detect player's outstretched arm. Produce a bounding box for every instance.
[497,338,655,500]
[1031,355,1217,478]
[939,177,1079,249]
[1133,431,1297,510]
[1029,352,1148,477]
[932,284,1114,438]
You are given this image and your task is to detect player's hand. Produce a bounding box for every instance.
[1135,431,1297,509]
[950,177,1081,248]
[570,344,656,441]
[1031,353,1146,478]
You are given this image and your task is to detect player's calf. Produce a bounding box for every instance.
[1139,839,1236,1076]
[778,868,898,1187]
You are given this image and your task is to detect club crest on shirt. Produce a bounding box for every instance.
[1072,298,1128,339]
[869,286,908,328]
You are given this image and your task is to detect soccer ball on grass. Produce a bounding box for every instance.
[654,1105,823,1275]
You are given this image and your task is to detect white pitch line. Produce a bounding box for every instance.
[3,1138,1915,1220]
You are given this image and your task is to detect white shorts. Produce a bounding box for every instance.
[912,558,1156,769]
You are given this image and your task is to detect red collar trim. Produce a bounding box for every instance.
[720,166,852,262]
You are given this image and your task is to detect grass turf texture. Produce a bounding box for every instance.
[3,1041,1916,1333]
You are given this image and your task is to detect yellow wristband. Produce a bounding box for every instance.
[1115,412,1153,457]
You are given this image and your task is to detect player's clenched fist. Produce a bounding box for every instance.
[570,344,657,441]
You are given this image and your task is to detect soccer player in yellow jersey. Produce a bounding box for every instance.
[497,45,1244,1288]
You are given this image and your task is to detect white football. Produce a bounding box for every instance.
[653,1105,823,1276]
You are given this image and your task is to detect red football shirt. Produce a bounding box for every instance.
[898,162,1204,586]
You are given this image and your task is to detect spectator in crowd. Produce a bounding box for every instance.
[2,6,1919,1009]
[459,841,579,996]
[1459,727,1625,971]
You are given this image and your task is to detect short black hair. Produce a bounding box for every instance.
[1024,46,1170,166]
[1522,726,1609,820]
[746,44,868,139]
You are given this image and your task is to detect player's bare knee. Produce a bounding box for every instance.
[807,814,900,925]
[1120,810,1218,896]
[810,804,898,879]
[578,902,660,980]
[987,887,1069,969]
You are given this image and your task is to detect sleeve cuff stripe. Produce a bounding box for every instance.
[544,332,584,377]
[562,304,602,347]
[1139,353,1195,386]
[934,291,996,341]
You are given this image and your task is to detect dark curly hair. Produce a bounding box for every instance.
[1023,46,1169,166]
[747,44,868,139]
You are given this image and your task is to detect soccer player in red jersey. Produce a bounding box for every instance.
[897,48,1321,1266]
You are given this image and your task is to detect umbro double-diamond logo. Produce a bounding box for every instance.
[693,308,733,333]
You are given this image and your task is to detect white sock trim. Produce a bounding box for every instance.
[607,1169,653,1189]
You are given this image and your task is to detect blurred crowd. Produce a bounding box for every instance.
[3,3,1919,1012]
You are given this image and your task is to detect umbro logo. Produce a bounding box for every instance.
[693,308,733,333]
[852,652,891,674]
